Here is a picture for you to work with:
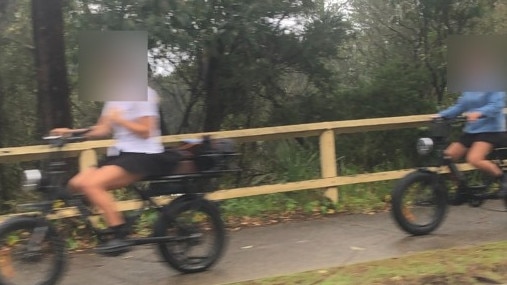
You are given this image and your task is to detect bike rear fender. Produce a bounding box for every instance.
[163,194,218,219]
[413,168,447,189]
[415,167,439,175]
[0,215,49,231]
[153,194,219,232]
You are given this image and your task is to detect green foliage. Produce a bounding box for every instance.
[134,209,159,236]
[269,140,320,183]
[220,140,331,218]
[336,182,393,214]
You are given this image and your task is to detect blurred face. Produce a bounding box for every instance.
[462,53,491,77]
[456,47,503,92]
[94,56,147,101]
[446,35,507,92]
[78,31,148,101]
[96,54,135,78]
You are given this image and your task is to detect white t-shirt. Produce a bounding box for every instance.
[101,87,164,155]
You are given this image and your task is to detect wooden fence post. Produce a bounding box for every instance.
[319,129,338,203]
[78,149,102,227]
[79,149,98,171]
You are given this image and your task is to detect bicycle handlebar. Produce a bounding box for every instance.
[43,128,91,147]
[432,116,466,124]
[433,114,486,124]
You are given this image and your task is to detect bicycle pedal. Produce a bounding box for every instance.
[468,184,487,190]
[125,215,137,226]
[447,193,466,206]
[97,228,115,235]
[95,239,133,257]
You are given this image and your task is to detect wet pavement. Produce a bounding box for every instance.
[59,200,507,285]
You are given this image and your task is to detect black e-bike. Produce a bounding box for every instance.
[391,116,507,236]
[0,132,239,285]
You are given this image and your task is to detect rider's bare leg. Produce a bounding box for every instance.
[467,141,507,198]
[68,167,97,193]
[71,165,142,253]
[444,142,468,161]
[76,165,141,227]
[466,141,502,177]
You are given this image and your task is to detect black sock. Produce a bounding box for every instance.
[111,223,128,239]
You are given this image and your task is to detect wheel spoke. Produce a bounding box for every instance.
[402,206,416,222]
[0,218,65,285]
[0,247,15,279]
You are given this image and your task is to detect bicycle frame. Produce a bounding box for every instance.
[0,134,237,285]
[18,135,236,246]
[391,117,507,236]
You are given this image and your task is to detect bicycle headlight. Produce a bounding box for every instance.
[416,138,434,155]
[22,169,42,191]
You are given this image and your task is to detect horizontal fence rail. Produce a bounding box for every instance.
[0,112,487,222]
[0,114,431,163]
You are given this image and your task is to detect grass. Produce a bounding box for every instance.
[228,240,507,285]
[219,179,394,222]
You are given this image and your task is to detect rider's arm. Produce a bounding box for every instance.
[110,115,156,139]
[84,116,112,139]
[107,97,159,139]
[472,91,505,118]
[438,94,467,119]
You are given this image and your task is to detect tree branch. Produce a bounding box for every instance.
[0,36,35,50]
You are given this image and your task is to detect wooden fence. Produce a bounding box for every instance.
[0,113,477,222]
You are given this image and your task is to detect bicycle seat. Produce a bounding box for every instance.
[489,147,507,173]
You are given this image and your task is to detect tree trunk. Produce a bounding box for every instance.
[203,55,225,132]
[31,0,72,138]
[0,72,9,209]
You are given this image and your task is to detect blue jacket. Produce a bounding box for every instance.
[439,91,506,133]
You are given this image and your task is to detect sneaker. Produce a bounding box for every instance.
[95,238,133,256]
[449,191,466,206]
[95,223,132,256]
[497,175,507,199]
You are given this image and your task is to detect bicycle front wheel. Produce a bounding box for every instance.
[391,171,448,236]
[0,216,66,285]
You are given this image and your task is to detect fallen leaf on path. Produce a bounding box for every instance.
[350,246,365,251]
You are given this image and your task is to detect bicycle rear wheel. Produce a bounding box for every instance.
[154,196,226,274]
[0,217,66,285]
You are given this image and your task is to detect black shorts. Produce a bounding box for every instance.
[97,150,182,178]
[458,132,507,148]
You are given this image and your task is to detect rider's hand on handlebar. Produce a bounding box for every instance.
[50,128,73,136]
[465,112,482,122]
[50,128,91,137]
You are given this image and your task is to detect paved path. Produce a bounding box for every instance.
[59,200,507,285]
